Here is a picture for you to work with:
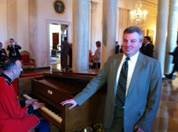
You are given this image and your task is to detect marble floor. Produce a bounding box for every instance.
[153,73,178,132]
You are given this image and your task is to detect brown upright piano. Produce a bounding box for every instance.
[30,72,106,132]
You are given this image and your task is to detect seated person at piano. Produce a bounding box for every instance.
[0,59,50,132]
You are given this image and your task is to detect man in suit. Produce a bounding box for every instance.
[0,42,8,67]
[7,38,22,60]
[140,36,154,57]
[165,41,178,79]
[61,37,70,71]
[61,26,162,132]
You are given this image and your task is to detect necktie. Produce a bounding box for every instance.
[117,56,130,107]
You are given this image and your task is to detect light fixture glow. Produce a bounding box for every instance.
[130,0,148,25]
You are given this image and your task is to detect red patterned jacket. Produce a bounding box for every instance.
[0,77,39,132]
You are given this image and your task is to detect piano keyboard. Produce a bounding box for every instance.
[23,94,63,124]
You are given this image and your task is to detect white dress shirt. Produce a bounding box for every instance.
[116,52,139,95]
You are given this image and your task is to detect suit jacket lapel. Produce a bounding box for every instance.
[112,54,123,94]
[126,53,145,97]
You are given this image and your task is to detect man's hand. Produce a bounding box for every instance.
[134,126,144,132]
[32,101,44,110]
[25,99,38,107]
[136,128,144,132]
[60,99,77,110]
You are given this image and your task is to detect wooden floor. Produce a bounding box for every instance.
[153,73,178,132]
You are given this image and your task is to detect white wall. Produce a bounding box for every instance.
[7,0,17,43]
[90,1,102,54]
[35,0,72,66]
[0,0,72,67]
[0,0,7,47]
[119,0,135,9]
[17,0,29,51]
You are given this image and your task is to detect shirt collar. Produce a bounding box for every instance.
[123,51,139,62]
[0,72,12,84]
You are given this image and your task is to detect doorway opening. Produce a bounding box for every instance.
[49,23,68,70]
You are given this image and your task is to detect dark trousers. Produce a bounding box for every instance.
[165,63,178,79]
[35,119,50,132]
[171,63,178,74]
[109,107,124,132]
[93,62,100,69]
[32,110,50,132]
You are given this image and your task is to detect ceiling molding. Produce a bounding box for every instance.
[143,0,157,5]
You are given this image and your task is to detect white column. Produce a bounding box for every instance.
[102,0,118,63]
[28,0,37,61]
[165,0,178,74]
[90,1,102,53]
[17,0,29,50]
[72,0,90,72]
[0,0,8,44]
[155,0,169,75]
[7,0,17,39]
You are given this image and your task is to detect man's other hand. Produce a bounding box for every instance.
[60,99,77,110]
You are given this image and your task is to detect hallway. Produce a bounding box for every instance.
[153,73,178,132]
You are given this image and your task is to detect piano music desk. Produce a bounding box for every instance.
[18,67,50,95]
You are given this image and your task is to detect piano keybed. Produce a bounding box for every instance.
[23,94,63,125]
